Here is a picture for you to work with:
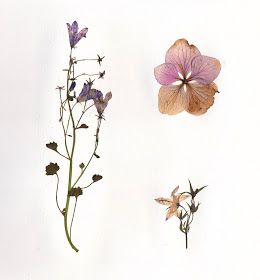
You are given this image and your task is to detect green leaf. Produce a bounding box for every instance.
[45,162,59,175]
[46,142,58,151]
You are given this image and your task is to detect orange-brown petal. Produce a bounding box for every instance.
[158,85,188,115]
[166,206,178,220]
[171,186,179,197]
[185,82,218,115]
[177,194,190,202]
[155,197,173,206]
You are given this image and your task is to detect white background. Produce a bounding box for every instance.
[1,0,260,279]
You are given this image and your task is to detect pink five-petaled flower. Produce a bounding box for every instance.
[94,92,112,115]
[155,186,190,220]
[154,39,221,115]
[66,21,88,48]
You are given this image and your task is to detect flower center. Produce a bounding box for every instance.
[177,71,192,93]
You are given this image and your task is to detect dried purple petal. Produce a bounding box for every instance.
[94,92,112,115]
[66,21,88,48]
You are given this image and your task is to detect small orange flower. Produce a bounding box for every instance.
[155,186,190,220]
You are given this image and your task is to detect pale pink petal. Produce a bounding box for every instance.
[171,186,179,197]
[165,39,201,77]
[154,63,179,85]
[185,82,218,115]
[191,55,221,84]
[166,206,178,220]
[158,85,188,115]
[155,197,173,206]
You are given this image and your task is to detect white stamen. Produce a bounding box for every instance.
[178,72,184,80]
[184,84,187,93]
[186,71,192,79]
[172,80,182,86]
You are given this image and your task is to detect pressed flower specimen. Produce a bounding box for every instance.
[154,39,221,115]
[155,180,206,248]
[45,21,112,252]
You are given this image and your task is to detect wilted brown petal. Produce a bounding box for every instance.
[158,85,188,115]
[165,39,201,76]
[155,197,173,206]
[185,82,218,115]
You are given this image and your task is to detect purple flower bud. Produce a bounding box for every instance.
[69,81,76,91]
[66,21,88,48]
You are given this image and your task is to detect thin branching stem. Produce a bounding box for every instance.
[81,181,94,190]
[76,103,94,128]
[73,73,100,80]
[72,118,101,188]
[55,174,63,214]
[59,90,70,158]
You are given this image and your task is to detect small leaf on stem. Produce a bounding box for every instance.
[92,174,103,182]
[45,163,60,175]
[79,163,85,169]
[46,142,58,151]
[77,124,89,129]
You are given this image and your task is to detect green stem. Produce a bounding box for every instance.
[63,49,79,252]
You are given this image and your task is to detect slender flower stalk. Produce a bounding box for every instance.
[45,21,112,252]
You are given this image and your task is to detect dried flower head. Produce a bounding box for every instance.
[154,39,221,115]
[155,186,189,220]
[155,181,206,249]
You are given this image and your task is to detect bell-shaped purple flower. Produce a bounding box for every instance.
[77,83,91,102]
[66,21,88,48]
[94,92,112,115]
[77,84,103,103]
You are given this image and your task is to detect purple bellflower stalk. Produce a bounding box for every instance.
[66,21,88,48]
[45,21,112,252]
